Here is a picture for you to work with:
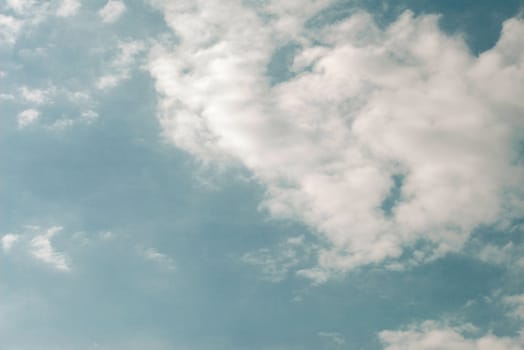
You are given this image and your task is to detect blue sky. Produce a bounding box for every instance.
[1,0,524,349]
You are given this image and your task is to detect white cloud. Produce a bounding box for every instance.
[13,86,98,129]
[17,108,40,128]
[147,1,524,282]
[0,14,22,44]
[503,294,524,320]
[476,241,524,268]
[44,110,99,131]
[48,118,75,130]
[98,0,126,23]
[140,248,175,270]
[5,0,50,23]
[30,226,70,271]
[47,113,98,130]
[242,235,309,282]
[96,74,120,90]
[264,0,336,40]
[0,93,15,101]
[6,0,36,14]
[81,109,98,123]
[19,86,54,104]
[467,223,524,270]
[97,40,144,89]
[242,248,297,282]
[379,321,524,350]
[115,40,144,63]
[66,90,90,102]
[98,231,114,240]
[1,234,19,252]
[56,0,81,17]
[318,332,346,346]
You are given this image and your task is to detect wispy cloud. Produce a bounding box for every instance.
[98,0,126,24]
[242,236,309,282]
[97,40,144,89]
[140,247,175,270]
[318,332,346,346]
[0,93,15,101]
[503,294,524,320]
[30,226,70,271]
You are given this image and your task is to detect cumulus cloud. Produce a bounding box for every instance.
[0,14,22,44]
[147,1,524,281]
[17,108,40,128]
[30,226,70,271]
[379,321,524,350]
[13,85,99,130]
[96,75,120,90]
[18,86,54,104]
[98,0,126,24]
[56,0,81,17]
[1,234,19,252]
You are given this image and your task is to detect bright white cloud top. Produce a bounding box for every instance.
[148,0,524,281]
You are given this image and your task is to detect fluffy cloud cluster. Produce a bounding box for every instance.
[379,321,524,350]
[147,0,524,280]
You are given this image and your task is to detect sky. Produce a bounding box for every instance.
[1,0,524,349]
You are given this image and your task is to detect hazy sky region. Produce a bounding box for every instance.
[1,1,524,349]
